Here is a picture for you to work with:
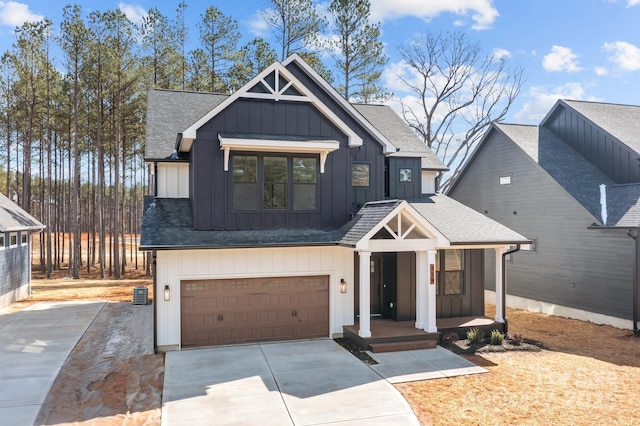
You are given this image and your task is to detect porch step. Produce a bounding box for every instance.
[369,340,438,353]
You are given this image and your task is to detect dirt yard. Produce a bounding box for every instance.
[9,277,640,425]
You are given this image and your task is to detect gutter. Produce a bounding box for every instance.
[502,244,521,333]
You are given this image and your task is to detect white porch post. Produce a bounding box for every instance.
[415,250,427,329]
[425,249,438,333]
[358,250,372,338]
[495,247,506,323]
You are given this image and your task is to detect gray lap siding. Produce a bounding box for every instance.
[451,131,635,321]
[0,238,30,303]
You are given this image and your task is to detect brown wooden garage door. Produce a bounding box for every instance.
[181,275,329,348]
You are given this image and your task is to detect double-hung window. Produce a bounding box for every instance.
[232,154,317,211]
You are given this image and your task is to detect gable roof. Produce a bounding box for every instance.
[0,193,45,232]
[497,123,615,220]
[178,60,363,153]
[543,100,640,154]
[145,89,227,159]
[352,104,447,171]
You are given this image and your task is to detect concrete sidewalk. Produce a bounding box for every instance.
[163,339,420,426]
[0,301,104,426]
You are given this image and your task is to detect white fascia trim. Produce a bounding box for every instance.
[354,201,449,250]
[283,53,397,155]
[180,61,362,152]
[218,136,339,173]
[388,151,431,158]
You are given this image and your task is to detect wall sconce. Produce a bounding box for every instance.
[164,285,171,301]
[340,279,347,294]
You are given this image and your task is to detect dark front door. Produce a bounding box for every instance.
[370,254,382,316]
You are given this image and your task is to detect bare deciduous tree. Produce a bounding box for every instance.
[398,31,524,192]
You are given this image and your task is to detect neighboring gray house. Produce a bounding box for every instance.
[449,99,640,333]
[141,54,528,352]
[0,193,45,307]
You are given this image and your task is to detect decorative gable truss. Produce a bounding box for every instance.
[354,201,449,252]
[178,61,363,155]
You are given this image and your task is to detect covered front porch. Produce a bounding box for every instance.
[342,199,523,353]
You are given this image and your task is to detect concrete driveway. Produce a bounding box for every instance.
[0,301,105,426]
[162,339,420,426]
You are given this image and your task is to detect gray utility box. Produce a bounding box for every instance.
[133,286,149,305]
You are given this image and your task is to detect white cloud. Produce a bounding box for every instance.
[369,0,499,30]
[594,66,608,76]
[542,45,582,73]
[627,0,640,7]
[247,11,270,38]
[119,2,146,25]
[603,41,640,71]
[492,48,511,60]
[0,1,43,27]
[514,83,598,122]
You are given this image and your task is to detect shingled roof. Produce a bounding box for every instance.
[141,195,527,250]
[145,89,228,159]
[409,194,529,245]
[559,100,640,154]
[605,184,640,228]
[352,104,447,171]
[496,123,615,221]
[0,193,44,232]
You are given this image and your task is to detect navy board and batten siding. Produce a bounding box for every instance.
[544,105,640,184]
[450,129,635,321]
[190,98,354,230]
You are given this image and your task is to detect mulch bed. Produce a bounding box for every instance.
[445,338,542,355]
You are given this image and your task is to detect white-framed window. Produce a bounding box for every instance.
[9,232,18,248]
[499,175,512,185]
[0,233,5,251]
[21,232,28,246]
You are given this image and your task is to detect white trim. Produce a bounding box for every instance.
[282,54,397,155]
[354,201,449,251]
[485,290,634,330]
[20,232,28,246]
[180,61,362,152]
[218,135,339,173]
[9,232,17,248]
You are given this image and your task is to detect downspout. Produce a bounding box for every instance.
[152,250,158,354]
[629,228,639,335]
[502,244,521,333]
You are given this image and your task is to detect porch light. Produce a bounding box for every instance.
[164,285,171,301]
[340,279,347,294]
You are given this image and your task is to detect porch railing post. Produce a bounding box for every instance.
[415,250,427,329]
[495,247,506,323]
[358,250,372,338]
[425,249,438,333]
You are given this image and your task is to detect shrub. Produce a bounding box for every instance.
[506,332,524,345]
[466,328,485,344]
[441,331,460,346]
[490,329,505,345]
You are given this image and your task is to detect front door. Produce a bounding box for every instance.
[355,253,396,320]
[370,254,382,316]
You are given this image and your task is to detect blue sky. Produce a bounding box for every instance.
[0,0,639,124]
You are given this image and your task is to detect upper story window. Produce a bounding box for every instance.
[232,154,317,211]
[352,163,370,187]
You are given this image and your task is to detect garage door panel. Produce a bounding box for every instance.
[181,275,329,348]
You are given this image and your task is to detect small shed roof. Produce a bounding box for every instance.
[0,193,45,232]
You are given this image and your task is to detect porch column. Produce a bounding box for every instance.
[415,250,427,329]
[495,247,506,323]
[358,250,372,338]
[425,249,438,333]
